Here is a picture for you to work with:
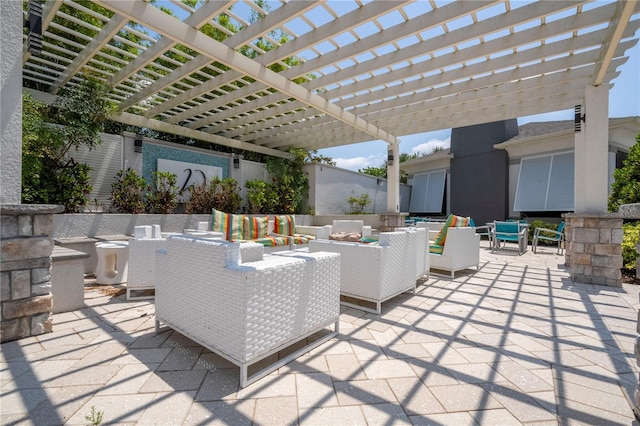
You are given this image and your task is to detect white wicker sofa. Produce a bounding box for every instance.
[155,235,341,387]
[308,231,417,314]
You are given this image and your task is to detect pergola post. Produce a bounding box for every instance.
[565,84,622,287]
[574,84,610,213]
[386,142,400,214]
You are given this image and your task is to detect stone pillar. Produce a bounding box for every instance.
[379,212,409,232]
[563,213,623,287]
[1,204,64,343]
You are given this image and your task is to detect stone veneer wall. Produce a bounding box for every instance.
[562,213,623,287]
[1,204,64,342]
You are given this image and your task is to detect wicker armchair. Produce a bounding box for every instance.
[155,235,340,388]
[308,231,417,314]
[430,227,480,278]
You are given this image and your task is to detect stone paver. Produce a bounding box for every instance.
[1,248,638,424]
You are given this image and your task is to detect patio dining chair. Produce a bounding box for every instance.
[532,221,565,254]
[469,218,493,248]
[492,221,528,255]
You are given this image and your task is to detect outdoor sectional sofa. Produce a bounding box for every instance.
[155,235,341,387]
[210,209,318,250]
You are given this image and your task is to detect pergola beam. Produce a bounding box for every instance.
[592,0,638,85]
[197,0,606,136]
[50,15,127,94]
[97,0,399,145]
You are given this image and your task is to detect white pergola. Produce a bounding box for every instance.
[22,0,640,213]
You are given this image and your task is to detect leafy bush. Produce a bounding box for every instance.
[212,178,243,214]
[527,220,562,245]
[184,177,242,214]
[110,169,146,214]
[145,172,179,214]
[622,221,640,270]
[347,193,372,214]
[244,180,270,214]
[265,148,309,214]
[609,135,640,212]
[184,180,216,214]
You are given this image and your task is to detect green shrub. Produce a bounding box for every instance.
[347,193,372,214]
[145,172,179,214]
[609,135,640,212]
[622,221,640,270]
[184,177,242,214]
[245,180,270,214]
[21,77,116,212]
[527,220,562,245]
[110,169,146,214]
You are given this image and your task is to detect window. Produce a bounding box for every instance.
[514,152,574,212]
[409,170,446,213]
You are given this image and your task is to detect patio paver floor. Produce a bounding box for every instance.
[1,248,639,425]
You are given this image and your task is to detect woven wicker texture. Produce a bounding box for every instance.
[397,227,429,279]
[308,231,416,308]
[128,238,166,292]
[156,236,340,364]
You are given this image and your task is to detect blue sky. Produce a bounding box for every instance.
[318,40,640,171]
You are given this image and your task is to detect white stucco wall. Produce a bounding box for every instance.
[1,1,23,204]
[305,163,410,215]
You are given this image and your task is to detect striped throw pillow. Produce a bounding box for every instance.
[433,214,469,247]
[243,216,268,240]
[273,215,296,236]
[211,209,243,241]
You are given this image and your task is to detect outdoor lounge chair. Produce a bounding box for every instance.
[532,221,565,254]
[429,227,480,278]
[308,230,417,314]
[469,218,493,248]
[155,235,341,388]
[492,221,528,255]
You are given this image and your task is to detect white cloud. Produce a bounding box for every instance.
[411,137,451,156]
[334,154,386,171]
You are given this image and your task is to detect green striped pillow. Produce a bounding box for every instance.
[433,214,469,247]
[429,244,444,254]
[243,216,268,240]
[211,209,243,241]
[273,215,296,236]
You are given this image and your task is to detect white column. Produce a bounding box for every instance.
[574,85,609,213]
[0,0,23,204]
[386,142,400,213]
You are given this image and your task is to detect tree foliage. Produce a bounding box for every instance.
[609,134,640,212]
[110,169,147,214]
[358,152,417,184]
[266,148,309,214]
[145,172,180,214]
[22,76,117,212]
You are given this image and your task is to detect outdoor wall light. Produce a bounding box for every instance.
[233,156,240,169]
[387,150,394,166]
[574,105,585,132]
[134,135,143,153]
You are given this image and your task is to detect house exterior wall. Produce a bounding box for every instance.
[450,120,517,225]
[498,118,639,217]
